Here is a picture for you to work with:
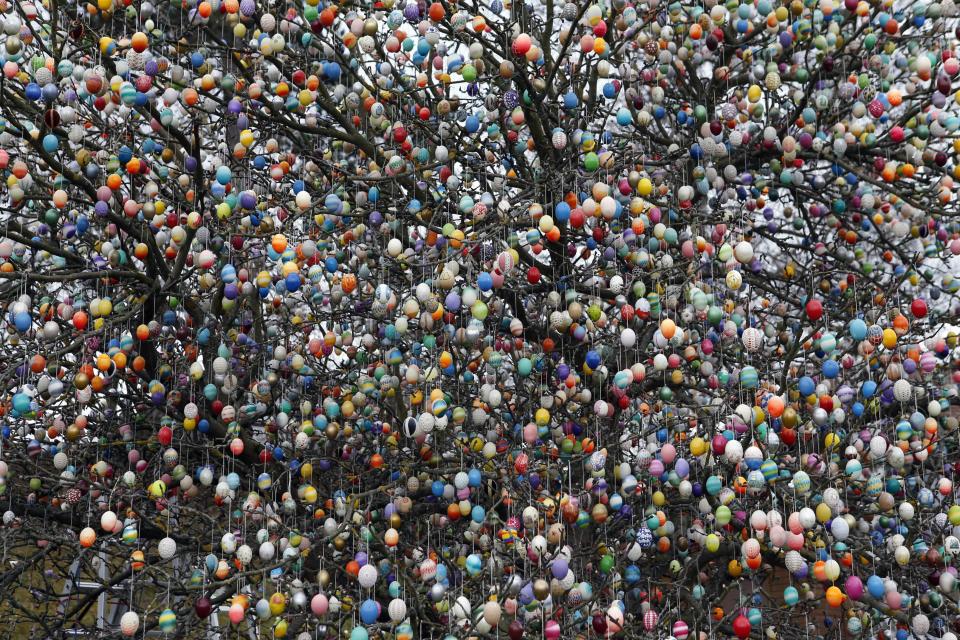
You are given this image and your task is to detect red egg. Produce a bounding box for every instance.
[732,615,751,639]
[805,299,823,322]
[911,298,927,318]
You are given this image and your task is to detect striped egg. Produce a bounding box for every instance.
[673,620,689,640]
[739,365,759,388]
[760,459,779,482]
[158,609,176,633]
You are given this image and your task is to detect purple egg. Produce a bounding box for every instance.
[444,291,461,311]
[551,559,568,579]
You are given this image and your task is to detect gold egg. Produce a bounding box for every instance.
[533,579,550,601]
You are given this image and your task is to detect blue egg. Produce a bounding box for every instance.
[13,311,31,332]
[215,165,232,185]
[465,554,482,575]
[359,600,379,625]
[42,134,59,153]
[822,359,839,379]
[284,273,301,292]
[861,380,877,398]
[849,318,867,340]
[324,194,343,213]
[867,575,885,598]
[585,350,601,369]
[477,272,493,291]
[12,393,31,414]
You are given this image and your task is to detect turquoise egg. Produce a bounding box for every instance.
[784,586,799,606]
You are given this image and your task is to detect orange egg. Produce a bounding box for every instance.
[660,318,676,339]
[812,560,827,581]
[182,88,199,106]
[825,586,845,607]
[96,353,111,371]
[341,273,357,294]
[766,396,784,417]
[892,314,909,333]
[130,31,148,52]
[30,355,46,373]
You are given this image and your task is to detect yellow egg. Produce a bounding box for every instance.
[815,503,831,523]
[882,328,898,349]
[690,437,707,456]
[705,533,720,552]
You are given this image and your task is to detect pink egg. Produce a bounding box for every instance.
[310,593,330,616]
[660,443,676,464]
